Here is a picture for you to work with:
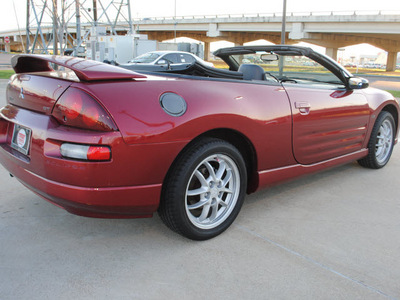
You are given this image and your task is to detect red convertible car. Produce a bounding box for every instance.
[0,45,398,240]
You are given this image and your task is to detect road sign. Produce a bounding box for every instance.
[4,36,10,44]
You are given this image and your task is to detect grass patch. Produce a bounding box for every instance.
[346,68,400,77]
[0,70,14,79]
[387,90,400,98]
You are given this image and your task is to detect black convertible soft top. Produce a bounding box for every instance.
[120,61,244,80]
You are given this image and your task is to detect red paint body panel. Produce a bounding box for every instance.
[0,103,189,187]
[284,83,370,164]
[81,78,295,171]
[0,148,160,217]
[359,88,400,148]
[0,57,399,218]
[257,149,368,189]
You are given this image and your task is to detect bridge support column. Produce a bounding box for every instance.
[386,52,398,72]
[204,41,211,61]
[325,47,338,61]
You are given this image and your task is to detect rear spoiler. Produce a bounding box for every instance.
[11,54,147,81]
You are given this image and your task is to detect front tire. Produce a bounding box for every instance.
[158,138,247,240]
[358,111,395,169]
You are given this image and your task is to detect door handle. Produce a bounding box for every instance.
[295,102,311,115]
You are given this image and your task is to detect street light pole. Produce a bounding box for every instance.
[174,0,177,42]
[281,0,287,45]
[279,0,287,77]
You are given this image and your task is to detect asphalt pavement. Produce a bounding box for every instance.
[0,79,400,299]
[363,75,400,92]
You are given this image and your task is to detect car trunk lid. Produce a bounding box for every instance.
[7,74,72,115]
[6,54,147,115]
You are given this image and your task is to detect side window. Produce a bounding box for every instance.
[269,55,344,87]
[232,53,345,87]
[162,54,179,64]
[179,54,195,64]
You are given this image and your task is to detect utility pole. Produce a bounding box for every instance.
[60,0,65,54]
[26,0,133,55]
[52,0,58,55]
[75,0,81,56]
[26,0,30,53]
[93,0,98,26]
[127,0,134,35]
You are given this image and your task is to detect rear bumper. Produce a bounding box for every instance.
[0,104,191,218]
[1,144,160,218]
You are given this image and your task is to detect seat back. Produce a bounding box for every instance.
[238,64,265,81]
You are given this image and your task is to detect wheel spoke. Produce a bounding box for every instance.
[209,203,219,221]
[204,161,217,181]
[221,169,232,187]
[383,124,391,137]
[215,160,227,180]
[219,200,228,207]
[220,187,233,194]
[198,202,211,222]
[187,199,209,210]
[194,170,209,187]
[187,186,208,197]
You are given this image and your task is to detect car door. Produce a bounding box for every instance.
[275,55,370,165]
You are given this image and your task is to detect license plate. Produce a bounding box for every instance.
[11,124,32,155]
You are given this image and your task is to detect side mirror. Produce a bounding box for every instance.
[348,77,369,89]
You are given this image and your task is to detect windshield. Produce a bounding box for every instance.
[129,53,160,63]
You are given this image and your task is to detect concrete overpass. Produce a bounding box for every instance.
[1,11,400,71]
[137,11,400,71]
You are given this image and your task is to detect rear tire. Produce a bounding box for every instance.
[158,138,247,240]
[358,111,395,169]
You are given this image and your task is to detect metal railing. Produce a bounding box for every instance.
[132,10,400,22]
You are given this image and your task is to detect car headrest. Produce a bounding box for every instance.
[238,64,265,81]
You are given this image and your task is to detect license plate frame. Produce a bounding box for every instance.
[11,124,32,155]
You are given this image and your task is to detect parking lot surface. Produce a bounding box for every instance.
[0,79,400,299]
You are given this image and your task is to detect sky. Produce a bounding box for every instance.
[0,0,399,57]
[1,0,398,31]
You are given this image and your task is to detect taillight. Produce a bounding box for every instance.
[60,143,111,161]
[52,88,117,131]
